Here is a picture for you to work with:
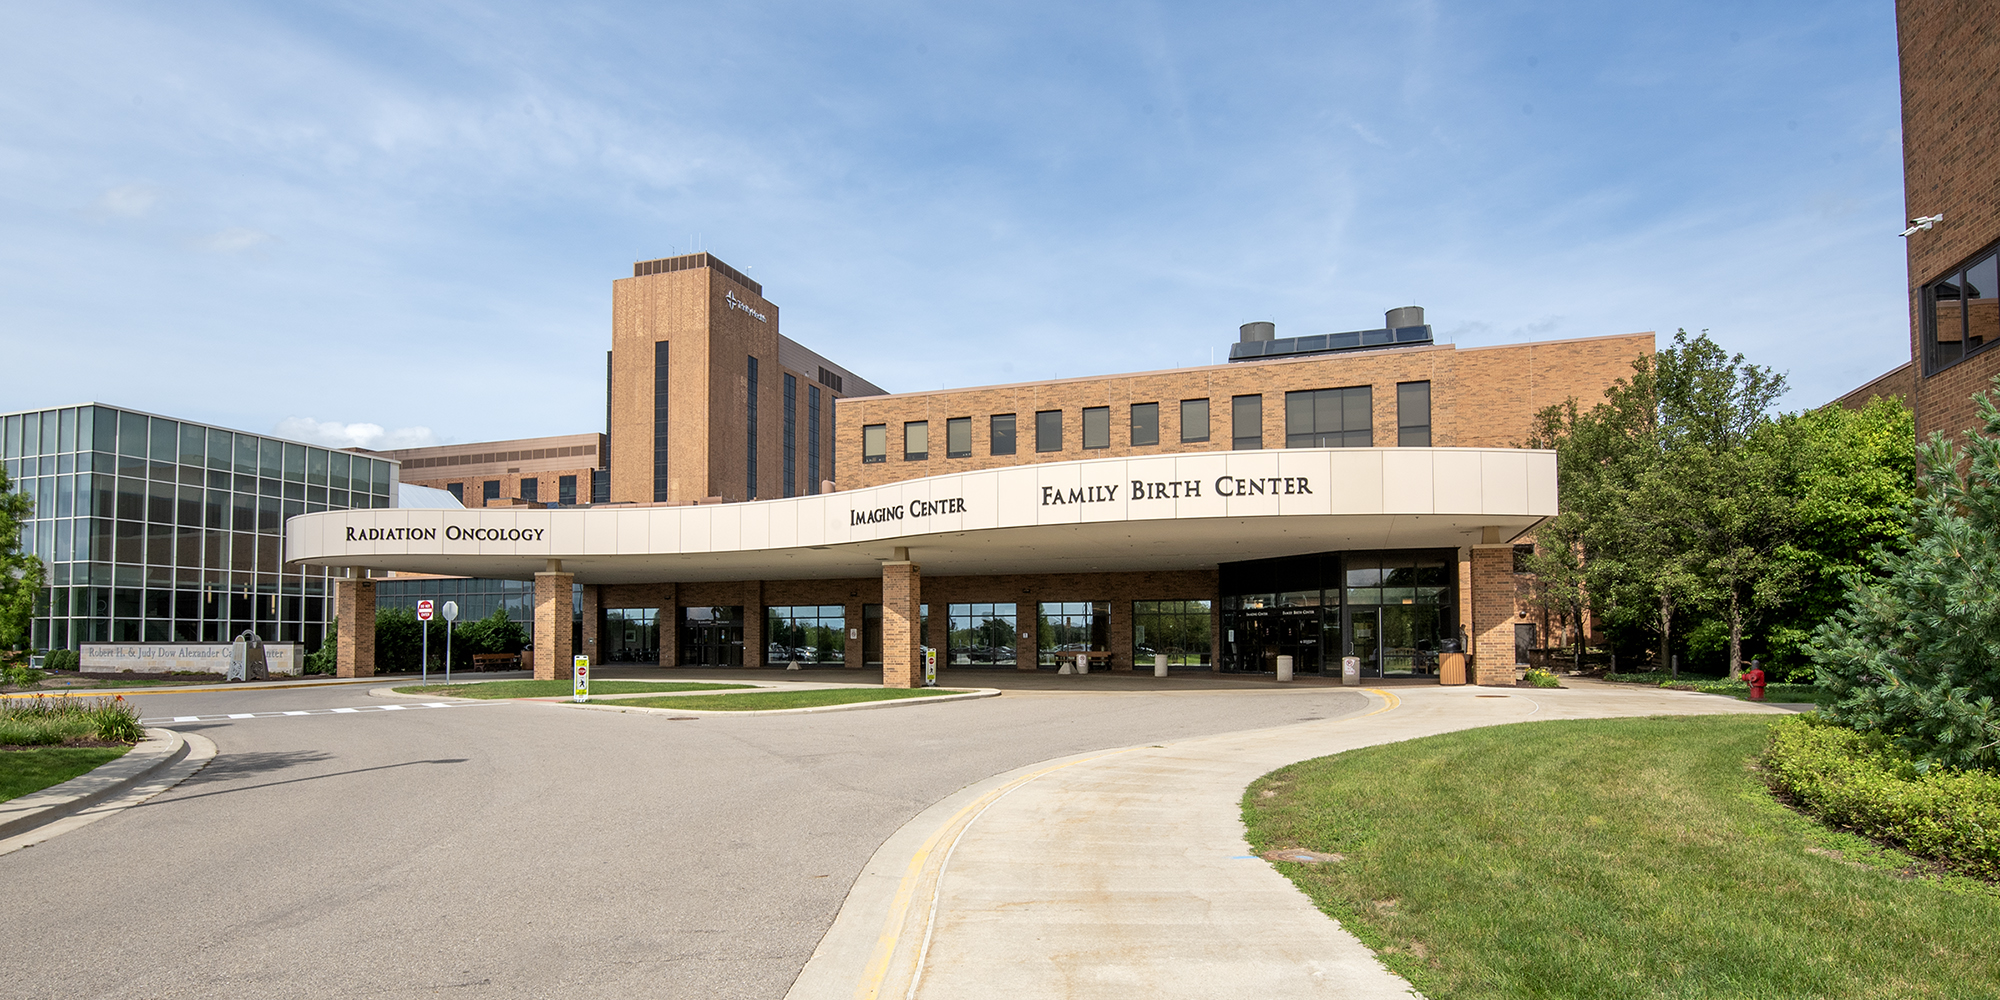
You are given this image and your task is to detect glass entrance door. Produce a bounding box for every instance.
[680,606,744,666]
[1350,608,1381,678]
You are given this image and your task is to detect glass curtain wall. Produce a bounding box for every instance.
[766,605,845,664]
[5,405,396,652]
[1037,601,1109,667]
[946,603,1016,665]
[1218,549,1456,677]
[602,608,659,663]
[374,578,584,651]
[1133,600,1212,668]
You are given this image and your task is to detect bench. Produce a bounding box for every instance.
[471,653,519,672]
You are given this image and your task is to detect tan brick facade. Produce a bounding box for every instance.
[1900,0,2000,440]
[335,576,377,678]
[533,570,575,680]
[1469,546,1522,686]
[833,333,1649,489]
[881,561,921,688]
[386,433,604,508]
[608,255,879,506]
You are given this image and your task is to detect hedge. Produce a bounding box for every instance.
[1762,715,2000,881]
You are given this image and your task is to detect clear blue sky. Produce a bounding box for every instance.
[1,1,1906,447]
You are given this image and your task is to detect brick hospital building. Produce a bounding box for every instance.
[287,251,1652,688]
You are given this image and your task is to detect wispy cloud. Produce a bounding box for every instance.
[192,226,275,253]
[275,418,438,450]
[89,183,159,219]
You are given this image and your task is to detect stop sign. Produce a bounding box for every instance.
[417,600,434,622]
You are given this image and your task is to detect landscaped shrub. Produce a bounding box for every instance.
[0,695,145,746]
[2,665,43,689]
[42,649,78,672]
[1762,715,2000,881]
[1524,668,1562,688]
[303,619,337,675]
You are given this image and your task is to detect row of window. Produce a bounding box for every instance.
[861,382,1432,463]
[443,475,580,506]
[2,406,397,494]
[592,600,1215,668]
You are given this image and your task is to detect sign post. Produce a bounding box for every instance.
[417,600,434,687]
[442,601,460,686]
[923,648,937,687]
[573,656,590,703]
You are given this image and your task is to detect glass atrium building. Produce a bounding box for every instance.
[2,404,398,651]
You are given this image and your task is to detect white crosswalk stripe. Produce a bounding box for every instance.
[140,701,496,725]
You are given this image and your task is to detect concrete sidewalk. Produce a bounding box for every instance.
[789,683,1790,1000]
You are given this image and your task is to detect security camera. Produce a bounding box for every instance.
[1901,214,1944,237]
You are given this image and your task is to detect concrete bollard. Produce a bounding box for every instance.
[1154,654,1168,678]
[1058,662,1074,675]
[1276,654,1294,682]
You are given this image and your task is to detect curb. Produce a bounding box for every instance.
[363,681,792,701]
[0,728,218,856]
[553,688,1002,717]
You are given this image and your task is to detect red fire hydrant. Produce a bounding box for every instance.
[1744,662,1767,701]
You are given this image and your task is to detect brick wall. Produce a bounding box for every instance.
[533,571,574,680]
[335,577,377,678]
[1469,546,1520,686]
[832,333,1650,489]
[1901,0,2000,440]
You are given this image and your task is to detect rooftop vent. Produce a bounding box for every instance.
[1227,306,1434,363]
[631,252,762,296]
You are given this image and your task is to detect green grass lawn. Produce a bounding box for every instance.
[1243,715,2000,999]
[0,746,130,804]
[602,687,968,711]
[391,680,754,699]
[1604,671,1824,703]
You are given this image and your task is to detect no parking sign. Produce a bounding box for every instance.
[573,656,590,703]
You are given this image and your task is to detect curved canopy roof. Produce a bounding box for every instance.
[285,447,1554,584]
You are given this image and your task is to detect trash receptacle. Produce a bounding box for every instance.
[1276,654,1294,682]
[1154,654,1168,678]
[1342,656,1360,686]
[1076,652,1090,675]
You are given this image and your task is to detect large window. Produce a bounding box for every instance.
[681,606,744,666]
[653,341,670,502]
[990,414,1016,455]
[746,356,759,499]
[904,420,928,461]
[947,603,1017,666]
[947,417,971,458]
[783,372,797,497]
[1131,402,1159,446]
[807,385,822,493]
[1082,406,1110,449]
[1038,601,1109,667]
[482,480,500,503]
[559,475,576,505]
[603,607,658,662]
[1035,410,1063,452]
[1231,395,1262,450]
[520,478,538,503]
[1133,600,1211,667]
[1181,398,1210,443]
[1926,245,2000,374]
[862,424,887,463]
[766,605,845,665]
[1397,382,1431,447]
[1285,386,1372,448]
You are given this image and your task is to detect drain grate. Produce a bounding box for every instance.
[1475,695,1509,698]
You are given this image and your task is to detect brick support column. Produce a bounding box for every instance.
[1470,545,1519,686]
[1109,599,1133,670]
[534,566,576,681]
[743,580,765,668]
[334,575,376,678]
[581,584,601,667]
[659,583,678,667]
[845,595,867,669]
[1017,595,1039,670]
[882,560,921,688]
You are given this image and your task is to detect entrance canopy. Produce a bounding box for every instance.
[285,448,1553,584]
